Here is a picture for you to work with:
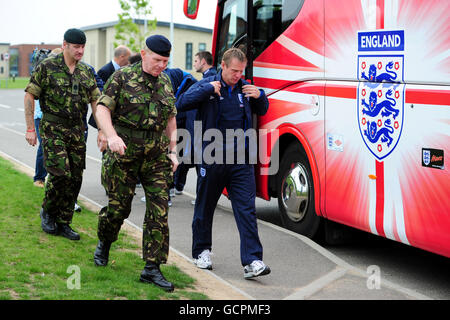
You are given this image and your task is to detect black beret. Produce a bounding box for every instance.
[64,28,86,45]
[145,35,171,57]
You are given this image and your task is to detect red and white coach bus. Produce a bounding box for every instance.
[184,0,450,258]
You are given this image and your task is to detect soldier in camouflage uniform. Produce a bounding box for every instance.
[93,35,178,292]
[24,29,100,240]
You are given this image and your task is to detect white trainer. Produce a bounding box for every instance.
[244,260,271,279]
[74,203,82,212]
[194,249,212,270]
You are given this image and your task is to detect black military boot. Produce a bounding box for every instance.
[40,208,57,234]
[57,223,80,240]
[140,262,174,292]
[94,240,112,266]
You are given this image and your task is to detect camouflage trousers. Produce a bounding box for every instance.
[40,120,86,224]
[98,135,172,264]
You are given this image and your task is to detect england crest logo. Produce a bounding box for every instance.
[422,150,431,166]
[357,30,405,160]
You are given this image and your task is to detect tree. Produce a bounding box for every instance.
[114,0,157,53]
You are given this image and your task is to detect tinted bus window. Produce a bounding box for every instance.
[252,0,304,58]
[216,0,248,66]
[216,0,304,68]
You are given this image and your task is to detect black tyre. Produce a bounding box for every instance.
[276,142,321,238]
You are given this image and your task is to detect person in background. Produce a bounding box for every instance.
[31,47,63,188]
[193,51,217,79]
[128,52,142,65]
[98,45,131,83]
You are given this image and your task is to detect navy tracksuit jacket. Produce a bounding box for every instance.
[176,71,269,265]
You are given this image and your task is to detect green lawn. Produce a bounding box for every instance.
[0,77,30,89]
[0,156,207,300]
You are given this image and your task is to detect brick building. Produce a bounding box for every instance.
[9,43,61,77]
[0,43,10,79]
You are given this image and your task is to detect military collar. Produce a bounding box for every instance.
[57,52,82,76]
[135,61,160,88]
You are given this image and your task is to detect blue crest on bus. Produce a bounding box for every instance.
[358,30,404,52]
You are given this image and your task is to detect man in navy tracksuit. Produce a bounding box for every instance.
[176,48,270,279]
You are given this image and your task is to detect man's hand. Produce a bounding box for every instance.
[25,130,37,146]
[97,130,108,152]
[168,152,179,173]
[107,134,127,155]
[24,93,37,146]
[242,84,261,99]
[210,81,221,96]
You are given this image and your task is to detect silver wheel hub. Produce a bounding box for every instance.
[281,163,310,222]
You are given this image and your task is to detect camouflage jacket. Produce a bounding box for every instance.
[97,61,177,132]
[25,53,100,123]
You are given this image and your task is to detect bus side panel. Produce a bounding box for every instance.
[323,0,374,233]
[399,84,450,257]
[398,1,450,85]
[324,82,372,232]
[323,0,450,257]
[323,0,366,81]
[324,0,450,85]
[253,0,325,92]
[258,82,326,217]
[325,83,450,258]
[253,0,325,209]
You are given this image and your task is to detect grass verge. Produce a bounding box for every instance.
[0,78,29,89]
[0,156,207,300]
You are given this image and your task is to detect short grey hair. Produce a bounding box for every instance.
[114,45,130,58]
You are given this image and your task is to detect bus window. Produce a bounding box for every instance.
[216,0,304,69]
[252,0,304,58]
[216,0,248,67]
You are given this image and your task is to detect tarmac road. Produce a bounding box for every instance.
[1,88,448,300]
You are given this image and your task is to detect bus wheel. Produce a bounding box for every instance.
[277,143,320,238]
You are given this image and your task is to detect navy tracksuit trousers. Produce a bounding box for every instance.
[192,163,263,266]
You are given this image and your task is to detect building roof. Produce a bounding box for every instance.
[10,44,61,47]
[80,19,212,34]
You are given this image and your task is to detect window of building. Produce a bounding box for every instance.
[186,43,193,70]
[199,43,206,52]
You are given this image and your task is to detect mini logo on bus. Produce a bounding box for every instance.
[357,30,405,160]
[423,150,431,166]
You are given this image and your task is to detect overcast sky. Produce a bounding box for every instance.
[0,0,216,45]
